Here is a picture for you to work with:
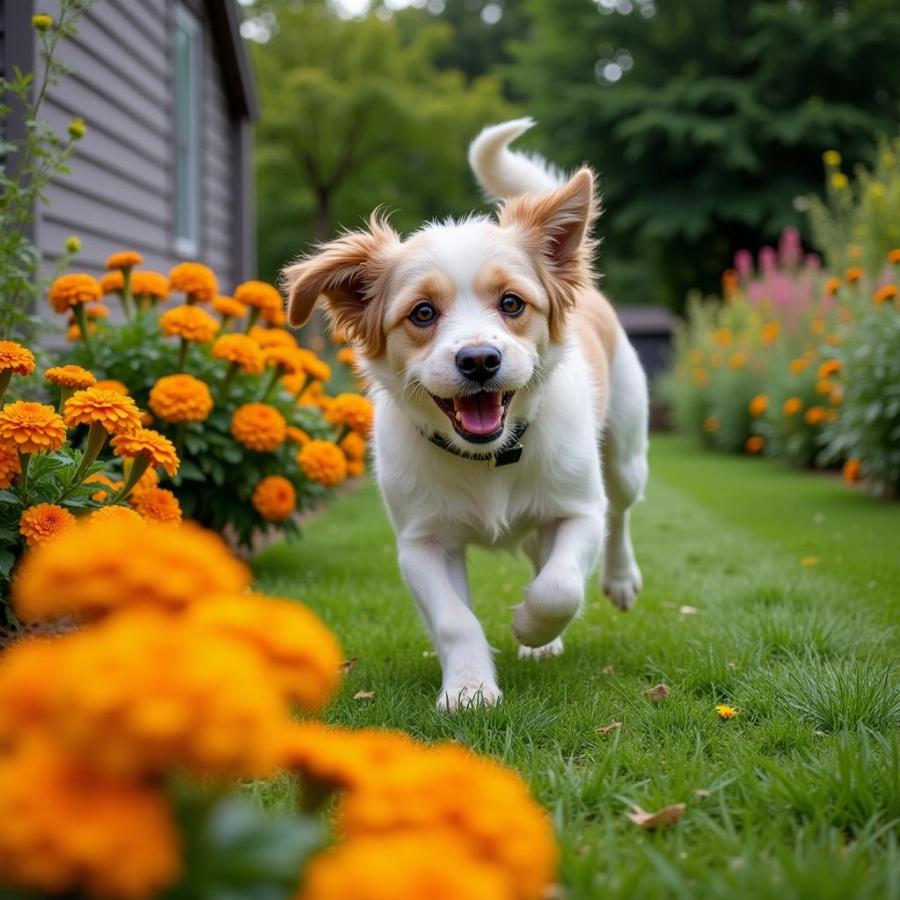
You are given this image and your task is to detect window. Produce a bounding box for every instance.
[173,4,201,256]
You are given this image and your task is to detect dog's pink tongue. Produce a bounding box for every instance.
[454,392,502,435]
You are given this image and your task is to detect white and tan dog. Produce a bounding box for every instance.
[283,118,649,710]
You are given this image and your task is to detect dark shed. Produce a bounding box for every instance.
[1,0,257,295]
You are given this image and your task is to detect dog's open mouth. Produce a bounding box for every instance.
[431,391,514,444]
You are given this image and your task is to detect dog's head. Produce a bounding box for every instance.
[282,169,598,451]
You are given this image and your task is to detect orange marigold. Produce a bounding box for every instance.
[703,416,719,433]
[325,393,374,436]
[844,266,864,284]
[12,518,250,621]
[212,333,265,374]
[131,270,170,301]
[297,834,514,900]
[825,276,841,296]
[19,503,76,547]
[64,387,141,435]
[84,473,120,502]
[169,261,217,302]
[263,345,302,375]
[873,283,898,305]
[337,743,557,900]
[745,435,765,454]
[783,397,803,417]
[0,739,181,899]
[729,353,746,369]
[818,360,841,379]
[262,305,286,327]
[66,322,96,342]
[749,394,769,417]
[230,403,287,452]
[148,374,213,423]
[296,348,332,382]
[44,365,95,390]
[84,302,110,320]
[234,279,282,312]
[132,487,182,525]
[0,402,66,454]
[298,440,347,487]
[887,248,900,265]
[105,250,143,269]
[94,378,129,394]
[212,294,247,319]
[249,325,298,349]
[110,428,179,477]
[760,322,780,346]
[159,304,219,343]
[0,443,20,488]
[340,431,366,462]
[252,475,296,522]
[713,328,732,347]
[788,357,809,375]
[185,593,342,709]
[90,504,143,525]
[127,467,160,503]
[48,273,101,313]
[99,271,124,294]
[809,318,825,336]
[337,346,358,368]
[0,340,36,376]
[805,406,827,425]
[843,457,862,483]
[692,368,709,386]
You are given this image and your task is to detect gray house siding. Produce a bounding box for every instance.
[2,0,256,300]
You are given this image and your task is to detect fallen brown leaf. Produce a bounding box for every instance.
[627,803,686,830]
[646,683,670,702]
[353,690,375,700]
[595,721,622,736]
[339,657,358,673]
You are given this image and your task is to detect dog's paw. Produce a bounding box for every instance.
[512,574,582,647]
[517,637,564,661]
[437,680,502,713]
[603,563,643,611]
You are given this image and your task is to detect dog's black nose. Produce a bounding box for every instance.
[455,345,502,384]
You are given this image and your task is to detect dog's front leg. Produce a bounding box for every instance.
[398,539,500,712]
[512,513,604,648]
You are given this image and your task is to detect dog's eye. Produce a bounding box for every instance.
[409,301,438,326]
[499,292,525,317]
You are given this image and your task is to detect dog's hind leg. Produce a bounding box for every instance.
[601,333,649,611]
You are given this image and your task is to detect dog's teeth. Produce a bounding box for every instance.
[455,412,462,422]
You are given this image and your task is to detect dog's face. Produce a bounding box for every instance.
[283,169,597,451]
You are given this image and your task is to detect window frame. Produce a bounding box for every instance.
[172,2,202,258]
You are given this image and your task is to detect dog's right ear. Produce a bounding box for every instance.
[280,216,399,351]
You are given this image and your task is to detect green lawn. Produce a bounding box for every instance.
[254,433,900,900]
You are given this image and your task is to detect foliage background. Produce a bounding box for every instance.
[245,0,900,312]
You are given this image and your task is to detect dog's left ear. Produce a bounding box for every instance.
[499,168,599,328]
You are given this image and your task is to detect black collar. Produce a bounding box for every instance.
[424,421,529,467]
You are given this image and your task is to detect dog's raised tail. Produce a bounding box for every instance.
[468,117,565,200]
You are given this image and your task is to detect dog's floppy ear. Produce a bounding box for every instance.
[280,215,399,352]
[499,168,599,335]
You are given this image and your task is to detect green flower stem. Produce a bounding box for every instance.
[186,293,197,306]
[72,303,95,363]
[219,362,239,400]
[243,307,261,333]
[57,385,75,414]
[110,454,151,503]
[17,452,31,497]
[175,422,186,458]
[337,424,351,444]
[122,267,135,319]
[0,371,12,407]
[217,315,232,335]
[177,338,189,372]
[69,422,108,488]
[293,374,312,402]
[260,365,284,402]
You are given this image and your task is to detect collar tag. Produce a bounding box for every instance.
[490,441,524,468]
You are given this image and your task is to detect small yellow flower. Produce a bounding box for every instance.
[716,704,737,720]
[64,235,81,253]
[830,172,848,190]
[67,118,87,140]
[800,556,818,567]
[822,150,841,167]
[32,13,53,31]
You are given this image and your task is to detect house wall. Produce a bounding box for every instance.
[26,0,251,293]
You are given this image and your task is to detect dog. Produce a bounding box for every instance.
[283,118,649,711]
